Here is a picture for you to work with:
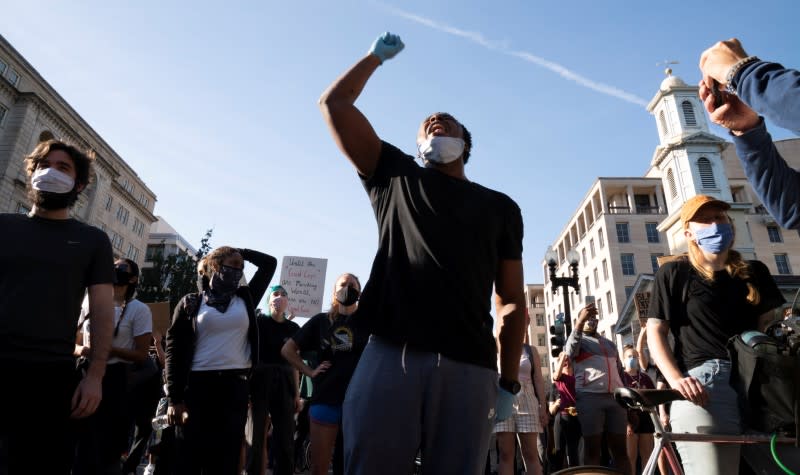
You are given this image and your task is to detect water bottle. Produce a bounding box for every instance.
[151,414,170,430]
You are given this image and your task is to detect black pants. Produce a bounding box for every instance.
[73,362,130,475]
[248,365,295,475]
[176,370,250,475]
[552,412,582,471]
[0,359,79,475]
[121,370,162,473]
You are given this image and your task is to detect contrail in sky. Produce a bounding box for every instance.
[385,7,649,107]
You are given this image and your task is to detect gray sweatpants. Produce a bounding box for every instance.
[343,336,497,475]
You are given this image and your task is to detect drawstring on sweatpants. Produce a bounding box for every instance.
[399,342,442,374]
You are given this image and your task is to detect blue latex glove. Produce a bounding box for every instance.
[369,32,405,64]
[495,385,515,422]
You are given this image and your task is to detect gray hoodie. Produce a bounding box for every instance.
[564,329,624,394]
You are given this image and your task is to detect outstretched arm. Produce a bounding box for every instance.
[318,33,404,177]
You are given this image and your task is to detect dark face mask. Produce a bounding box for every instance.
[114,269,132,286]
[210,265,243,293]
[197,274,210,292]
[335,286,360,307]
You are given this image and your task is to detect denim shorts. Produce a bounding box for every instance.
[310,403,343,426]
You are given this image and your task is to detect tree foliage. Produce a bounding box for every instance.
[138,229,213,311]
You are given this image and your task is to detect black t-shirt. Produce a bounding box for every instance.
[257,316,300,366]
[358,141,524,369]
[0,214,114,363]
[648,259,784,371]
[291,312,367,406]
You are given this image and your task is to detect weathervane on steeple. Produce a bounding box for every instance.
[657,60,680,77]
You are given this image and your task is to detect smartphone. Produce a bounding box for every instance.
[711,79,725,108]
[584,295,596,306]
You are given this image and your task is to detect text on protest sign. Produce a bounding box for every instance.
[279,256,327,318]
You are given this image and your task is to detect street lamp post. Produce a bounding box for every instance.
[545,247,581,338]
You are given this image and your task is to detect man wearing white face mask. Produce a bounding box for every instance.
[564,305,630,474]
[0,139,115,474]
[319,32,526,475]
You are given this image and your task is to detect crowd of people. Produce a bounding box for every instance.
[1,32,799,475]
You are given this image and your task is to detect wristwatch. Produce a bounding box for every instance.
[499,376,522,395]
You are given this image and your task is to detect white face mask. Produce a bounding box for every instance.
[31,167,75,194]
[417,136,465,164]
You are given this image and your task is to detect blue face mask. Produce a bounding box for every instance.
[625,357,639,370]
[693,222,734,254]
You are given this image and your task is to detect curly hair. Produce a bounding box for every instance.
[24,139,93,189]
[205,246,242,273]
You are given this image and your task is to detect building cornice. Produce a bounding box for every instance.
[651,132,728,168]
[111,181,157,223]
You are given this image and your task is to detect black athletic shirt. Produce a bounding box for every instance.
[357,141,524,370]
[292,311,366,406]
[648,259,784,371]
[257,316,300,366]
[0,214,114,363]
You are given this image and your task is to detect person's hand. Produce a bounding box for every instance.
[576,304,598,325]
[369,32,405,64]
[669,375,708,406]
[167,403,189,426]
[495,386,515,422]
[70,373,102,418]
[699,38,749,88]
[310,361,332,378]
[152,330,163,345]
[698,80,760,134]
[294,394,302,414]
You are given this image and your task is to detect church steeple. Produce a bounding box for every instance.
[645,69,751,255]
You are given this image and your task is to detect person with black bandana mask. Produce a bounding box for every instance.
[282,273,366,475]
[0,140,114,475]
[165,246,266,475]
[73,258,153,475]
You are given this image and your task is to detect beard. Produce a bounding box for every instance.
[27,187,79,210]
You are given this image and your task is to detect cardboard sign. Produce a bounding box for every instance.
[146,301,171,336]
[278,256,328,318]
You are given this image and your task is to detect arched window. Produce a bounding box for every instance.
[681,101,697,127]
[38,130,54,142]
[659,110,669,137]
[697,157,716,188]
[667,169,677,199]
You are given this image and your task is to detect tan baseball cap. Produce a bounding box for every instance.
[680,194,730,225]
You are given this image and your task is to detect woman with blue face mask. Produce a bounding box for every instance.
[620,345,655,475]
[646,195,785,475]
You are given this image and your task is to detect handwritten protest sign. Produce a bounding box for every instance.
[279,256,327,318]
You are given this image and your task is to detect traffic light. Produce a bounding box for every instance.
[550,313,566,358]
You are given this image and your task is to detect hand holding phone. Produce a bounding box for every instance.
[584,295,596,307]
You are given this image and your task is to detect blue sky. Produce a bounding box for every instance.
[3,1,799,311]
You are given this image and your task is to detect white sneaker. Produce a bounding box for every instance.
[143,464,156,475]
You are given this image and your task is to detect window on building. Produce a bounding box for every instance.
[6,69,19,86]
[697,158,717,189]
[606,291,614,313]
[598,228,605,248]
[132,247,139,262]
[681,100,697,126]
[110,232,123,250]
[667,169,677,199]
[0,59,6,75]
[767,225,782,243]
[126,243,135,259]
[582,248,587,266]
[145,244,164,262]
[105,195,113,211]
[646,222,660,243]
[597,298,604,318]
[16,202,30,214]
[0,103,7,125]
[625,286,634,299]
[775,254,792,275]
[535,314,544,327]
[651,253,664,273]
[593,268,599,288]
[616,222,630,243]
[537,334,546,347]
[658,110,669,137]
[602,259,608,280]
[590,238,596,257]
[621,254,636,275]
